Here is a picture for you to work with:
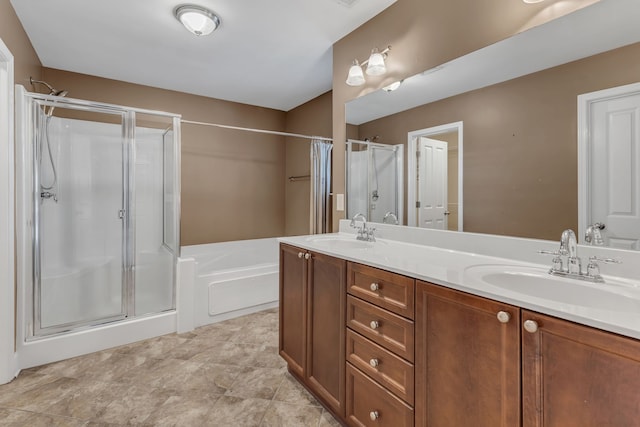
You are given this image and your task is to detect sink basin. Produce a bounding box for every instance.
[305,235,374,250]
[464,264,640,312]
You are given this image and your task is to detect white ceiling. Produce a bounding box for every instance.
[347,0,640,125]
[10,0,396,111]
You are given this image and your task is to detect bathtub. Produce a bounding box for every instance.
[180,237,279,327]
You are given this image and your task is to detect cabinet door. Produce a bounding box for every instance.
[279,244,307,377]
[306,251,347,416]
[415,281,521,427]
[522,311,640,427]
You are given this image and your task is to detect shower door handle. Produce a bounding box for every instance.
[118,209,126,219]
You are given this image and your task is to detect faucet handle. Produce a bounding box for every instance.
[588,255,621,264]
[538,250,563,272]
[538,250,560,256]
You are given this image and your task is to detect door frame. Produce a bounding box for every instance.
[408,122,463,230]
[577,82,640,244]
[0,37,16,384]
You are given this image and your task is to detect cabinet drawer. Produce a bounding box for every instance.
[347,263,414,319]
[346,329,414,405]
[347,296,414,362]
[346,363,414,427]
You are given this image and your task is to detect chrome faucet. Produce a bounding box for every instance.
[585,223,605,246]
[383,212,399,225]
[350,213,375,242]
[539,228,620,283]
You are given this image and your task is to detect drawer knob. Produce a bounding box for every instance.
[370,320,380,330]
[369,358,379,367]
[304,253,311,260]
[370,282,380,291]
[297,252,304,258]
[369,411,379,421]
[497,311,511,323]
[524,319,539,333]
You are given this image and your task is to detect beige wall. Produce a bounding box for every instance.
[41,68,288,245]
[351,42,640,241]
[332,0,599,231]
[284,91,332,236]
[0,0,41,85]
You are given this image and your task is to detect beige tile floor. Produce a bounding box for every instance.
[0,308,341,427]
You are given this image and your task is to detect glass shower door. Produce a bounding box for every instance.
[35,105,128,334]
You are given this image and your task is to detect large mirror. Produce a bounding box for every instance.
[345,0,640,249]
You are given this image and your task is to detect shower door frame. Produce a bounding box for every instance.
[16,87,181,339]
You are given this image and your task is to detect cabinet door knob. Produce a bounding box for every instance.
[304,253,311,260]
[370,320,380,330]
[524,319,539,333]
[370,282,379,291]
[297,252,304,259]
[369,411,379,421]
[497,311,511,323]
[369,358,379,367]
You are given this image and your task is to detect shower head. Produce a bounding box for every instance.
[30,77,67,97]
[30,77,68,117]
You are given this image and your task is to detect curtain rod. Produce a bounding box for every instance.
[181,119,333,142]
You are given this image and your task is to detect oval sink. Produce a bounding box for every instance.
[305,235,374,250]
[464,264,640,312]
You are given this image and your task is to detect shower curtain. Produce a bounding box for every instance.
[310,139,332,234]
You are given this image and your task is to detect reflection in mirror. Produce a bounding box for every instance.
[345,0,640,247]
[407,122,463,232]
[346,139,403,225]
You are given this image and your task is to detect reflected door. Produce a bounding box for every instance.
[589,92,640,250]
[36,111,127,334]
[418,137,448,229]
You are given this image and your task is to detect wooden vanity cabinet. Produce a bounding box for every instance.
[345,263,416,427]
[522,310,640,427]
[415,281,521,427]
[279,243,346,417]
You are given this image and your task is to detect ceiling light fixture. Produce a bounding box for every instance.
[522,0,545,3]
[346,46,391,87]
[174,4,221,36]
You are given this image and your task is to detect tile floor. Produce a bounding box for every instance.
[0,308,341,427]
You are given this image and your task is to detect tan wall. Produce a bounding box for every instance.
[0,0,41,85]
[42,68,287,245]
[283,91,332,236]
[353,42,640,241]
[332,0,599,231]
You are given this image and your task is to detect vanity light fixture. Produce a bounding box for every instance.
[346,46,391,86]
[174,4,221,36]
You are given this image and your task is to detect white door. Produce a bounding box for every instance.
[589,92,640,249]
[418,137,448,229]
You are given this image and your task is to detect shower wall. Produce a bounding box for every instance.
[347,141,403,224]
[35,114,175,334]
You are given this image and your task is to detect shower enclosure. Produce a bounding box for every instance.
[346,139,403,224]
[16,87,180,338]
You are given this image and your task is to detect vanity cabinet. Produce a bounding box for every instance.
[279,244,346,417]
[415,281,521,427]
[280,245,640,427]
[345,262,416,427]
[522,311,640,426]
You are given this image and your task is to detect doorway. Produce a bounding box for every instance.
[408,122,463,231]
[578,82,640,249]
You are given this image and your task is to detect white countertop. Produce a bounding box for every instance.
[279,222,640,340]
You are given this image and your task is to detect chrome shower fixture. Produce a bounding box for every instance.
[30,77,68,97]
[30,77,68,117]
